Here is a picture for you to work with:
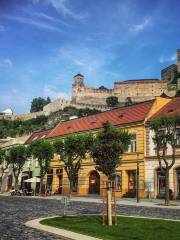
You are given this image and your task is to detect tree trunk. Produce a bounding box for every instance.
[107,188,112,226]
[15,175,19,191]
[165,169,170,206]
[40,176,44,195]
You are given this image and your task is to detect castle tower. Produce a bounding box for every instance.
[72,73,85,103]
[73,73,84,87]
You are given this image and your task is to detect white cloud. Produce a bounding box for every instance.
[32,0,88,20]
[159,53,176,63]
[0,58,13,67]
[57,46,104,74]
[129,18,152,32]
[43,85,70,100]
[3,15,64,32]
[33,12,69,26]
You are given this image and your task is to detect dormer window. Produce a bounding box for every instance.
[167,109,174,113]
[119,112,125,118]
[91,119,97,124]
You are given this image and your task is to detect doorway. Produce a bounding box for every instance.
[128,170,136,194]
[89,171,100,194]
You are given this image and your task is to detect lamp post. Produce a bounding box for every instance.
[136,153,140,203]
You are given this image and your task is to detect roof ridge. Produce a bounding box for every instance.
[48,100,154,139]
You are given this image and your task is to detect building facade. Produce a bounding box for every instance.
[145,97,180,199]
[46,97,170,198]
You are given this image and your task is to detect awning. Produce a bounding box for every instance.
[24,177,40,183]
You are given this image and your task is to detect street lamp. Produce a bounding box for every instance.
[136,153,140,203]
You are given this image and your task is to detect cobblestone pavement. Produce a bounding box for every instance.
[0,196,180,240]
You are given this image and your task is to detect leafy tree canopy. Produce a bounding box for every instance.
[0,115,48,138]
[30,139,54,193]
[98,86,109,91]
[54,134,93,192]
[150,115,180,205]
[90,122,131,179]
[175,89,180,97]
[8,145,29,189]
[106,96,119,108]
[30,97,51,113]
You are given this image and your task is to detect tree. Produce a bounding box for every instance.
[30,139,54,194]
[90,121,131,225]
[106,96,119,108]
[90,122,131,179]
[30,97,51,113]
[8,145,28,190]
[150,115,180,205]
[99,86,108,91]
[46,97,51,104]
[0,147,10,180]
[54,134,92,194]
[175,89,180,97]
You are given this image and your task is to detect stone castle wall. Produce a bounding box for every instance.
[72,78,176,106]
[2,50,179,121]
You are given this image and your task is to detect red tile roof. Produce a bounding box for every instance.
[25,129,52,144]
[149,97,180,121]
[47,101,154,139]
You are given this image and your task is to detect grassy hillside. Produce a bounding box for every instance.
[0,107,101,138]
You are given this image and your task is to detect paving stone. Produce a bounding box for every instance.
[0,196,180,239]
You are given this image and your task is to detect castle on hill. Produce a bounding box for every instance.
[2,49,180,120]
[71,49,180,107]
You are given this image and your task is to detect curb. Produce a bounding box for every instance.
[25,216,101,240]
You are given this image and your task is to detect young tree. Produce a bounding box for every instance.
[106,96,119,108]
[8,145,28,190]
[90,122,131,179]
[150,115,180,206]
[53,134,92,194]
[90,121,131,225]
[0,148,10,186]
[30,139,54,194]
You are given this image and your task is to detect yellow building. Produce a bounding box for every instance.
[46,97,171,198]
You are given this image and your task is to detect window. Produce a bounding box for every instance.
[129,134,136,152]
[176,128,180,146]
[110,172,122,191]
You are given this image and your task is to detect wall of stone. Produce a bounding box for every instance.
[43,98,71,115]
[72,79,176,106]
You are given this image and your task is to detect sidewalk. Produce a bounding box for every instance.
[1,192,180,209]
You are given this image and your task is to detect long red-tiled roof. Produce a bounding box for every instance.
[47,101,154,139]
[149,97,180,121]
[25,129,52,144]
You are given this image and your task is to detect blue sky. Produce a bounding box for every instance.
[0,0,180,113]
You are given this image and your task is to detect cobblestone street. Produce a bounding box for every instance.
[0,196,180,240]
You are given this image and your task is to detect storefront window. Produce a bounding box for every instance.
[110,172,122,191]
[157,169,165,195]
[176,128,180,146]
[176,168,180,196]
